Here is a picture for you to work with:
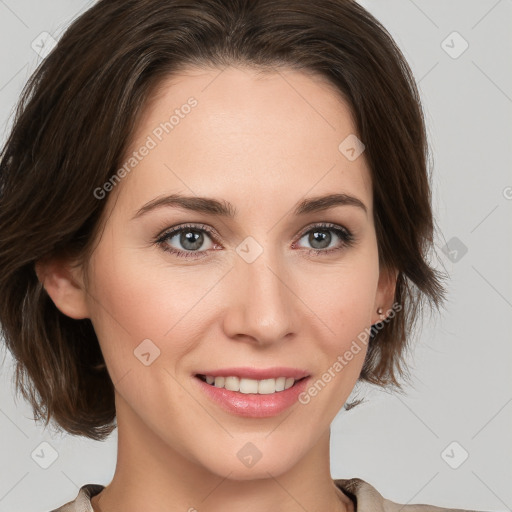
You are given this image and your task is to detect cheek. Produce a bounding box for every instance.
[295,267,377,421]
[84,242,213,374]
[297,256,379,393]
[304,259,379,336]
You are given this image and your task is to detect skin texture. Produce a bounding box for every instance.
[37,66,396,512]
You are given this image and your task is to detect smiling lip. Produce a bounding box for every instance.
[193,367,311,418]
[195,367,310,380]
[194,373,311,418]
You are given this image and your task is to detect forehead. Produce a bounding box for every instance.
[112,66,372,218]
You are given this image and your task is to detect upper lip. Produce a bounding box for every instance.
[196,367,310,380]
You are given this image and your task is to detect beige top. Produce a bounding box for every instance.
[49,479,485,511]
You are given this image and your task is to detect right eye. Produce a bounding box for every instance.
[155,223,220,259]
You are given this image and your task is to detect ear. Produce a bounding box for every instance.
[34,254,90,320]
[371,266,398,325]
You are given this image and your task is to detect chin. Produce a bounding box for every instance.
[202,442,303,481]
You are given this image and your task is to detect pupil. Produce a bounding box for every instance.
[310,230,330,249]
[181,230,203,250]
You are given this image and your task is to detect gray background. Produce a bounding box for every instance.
[0,1,511,511]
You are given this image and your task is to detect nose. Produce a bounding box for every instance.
[221,247,301,347]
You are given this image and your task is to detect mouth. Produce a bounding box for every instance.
[193,371,312,418]
[195,374,309,395]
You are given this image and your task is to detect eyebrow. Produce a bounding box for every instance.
[132,192,367,220]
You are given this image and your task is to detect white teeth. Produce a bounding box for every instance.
[203,375,299,394]
[224,376,240,392]
[284,377,295,390]
[275,377,286,391]
[240,377,259,394]
[258,378,277,394]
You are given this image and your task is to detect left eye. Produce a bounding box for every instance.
[294,224,354,253]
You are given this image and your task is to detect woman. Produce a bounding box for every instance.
[0,1,489,511]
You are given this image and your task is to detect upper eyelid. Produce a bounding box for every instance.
[157,222,352,245]
[297,222,350,237]
[156,222,215,239]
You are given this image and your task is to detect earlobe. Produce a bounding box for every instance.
[372,267,398,324]
[34,256,90,320]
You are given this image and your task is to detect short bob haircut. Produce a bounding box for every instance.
[0,0,445,441]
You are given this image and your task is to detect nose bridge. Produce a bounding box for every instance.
[224,240,299,344]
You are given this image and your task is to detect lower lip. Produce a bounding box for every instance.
[194,375,311,418]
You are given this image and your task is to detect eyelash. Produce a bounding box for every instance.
[154,222,355,260]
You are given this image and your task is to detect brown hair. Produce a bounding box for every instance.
[0,0,444,440]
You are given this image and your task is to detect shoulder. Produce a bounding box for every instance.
[46,479,488,512]
[48,484,104,512]
[334,478,488,512]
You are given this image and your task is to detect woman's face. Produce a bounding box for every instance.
[76,66,394,479]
